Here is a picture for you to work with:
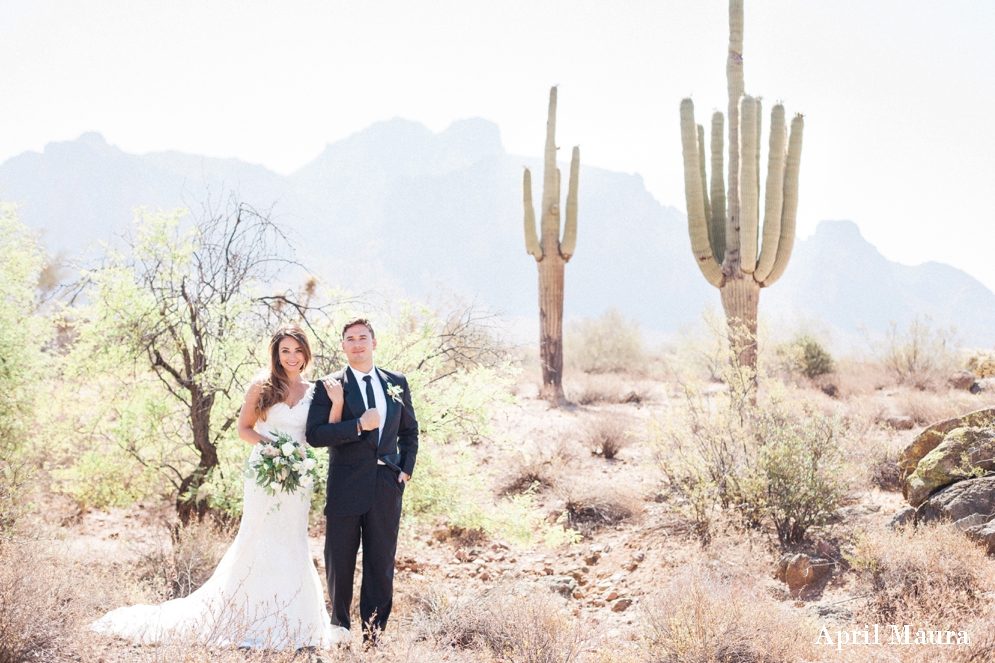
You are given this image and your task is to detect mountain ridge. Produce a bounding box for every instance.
[2,122,993,348]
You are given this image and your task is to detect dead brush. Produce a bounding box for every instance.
[560,483,638,536]
[867,449,902,493]
[639,565,815,663]
[847,523,995,625]
[411,584,591,663]
[565,373,646,406]
[585,412,631,459]
[136,519,235,600]
[500,438,571,496]
[0,540,89,663]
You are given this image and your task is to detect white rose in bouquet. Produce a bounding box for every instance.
[281,442,296,457]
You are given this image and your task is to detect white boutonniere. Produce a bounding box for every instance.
[386,382,403,404]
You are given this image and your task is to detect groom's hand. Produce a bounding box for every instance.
[398,472,410,484]
[359,409,380,431]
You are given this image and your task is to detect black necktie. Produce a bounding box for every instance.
[363,375,377,412]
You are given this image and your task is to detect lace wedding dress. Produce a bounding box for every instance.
[91,383,349,649]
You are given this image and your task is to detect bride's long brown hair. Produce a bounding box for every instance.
[255,325,313,420]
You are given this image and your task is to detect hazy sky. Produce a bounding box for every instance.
[2,1,994,293]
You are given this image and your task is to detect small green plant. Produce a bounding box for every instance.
[796,335,835,378]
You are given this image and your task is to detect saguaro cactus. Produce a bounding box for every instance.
[680,0,804,370]
[524,87,579,404]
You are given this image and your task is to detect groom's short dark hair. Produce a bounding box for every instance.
[342,317,375,339]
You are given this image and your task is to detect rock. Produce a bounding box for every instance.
[886,416,915,431]
[632,551,645,562]
[821,383,839,398]
[572,590,584,599]
[545,575,578,597]
[605,590,619,601]
[950,370,978,390]
[974,379,995,394]
[953,513,990,531]
[775,554,831,593]
[917,475,995,525]
[965,521,995,554]
[611,598,632,612]
[811,604,854,622]
[623,561,638,572]
[887,506,917,530]
[906,427,995,507]
[898,407,995,496]
[583,551,601,566]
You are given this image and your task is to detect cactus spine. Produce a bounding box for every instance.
[679,0,805,369]
[524,87,579,404]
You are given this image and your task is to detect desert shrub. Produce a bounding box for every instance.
[847,524,995,625]
[560,483,637,536]
[565,372,646,405]
[742,407,848,545]
[500,438,569,495]
[639,565,814,662]
[652,378,849,547]
[565,308,644,374]
[880,315,960,389]
[136,521,236,600]
[414,584,590,663]
[769,334,834,380]
[0,206,52,534]
[585,412,631,459]
[895,389,958,425]
[964,349,995,379]
[868,449,902,492]
[0,540,89,663]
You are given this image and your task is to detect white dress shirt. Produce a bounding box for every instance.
[349,365,387,439]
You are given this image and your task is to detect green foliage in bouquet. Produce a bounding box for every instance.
[247,430,319,496]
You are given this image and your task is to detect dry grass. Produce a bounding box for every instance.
[848,523,995,626]
[638,564,815,663]
[565,372,648,405]
[585,412,632,459]
[412,584,592,663]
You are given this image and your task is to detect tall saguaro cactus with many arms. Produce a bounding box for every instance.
[524,87,579,404]
[680,0,804,370]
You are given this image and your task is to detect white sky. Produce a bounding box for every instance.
[2,0,993,292]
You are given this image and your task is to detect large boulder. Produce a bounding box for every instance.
[905,427,995,507]
[899,407,995,499]
[916,475,995,525]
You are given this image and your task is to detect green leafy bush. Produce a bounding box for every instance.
[652,376,849,547]
[743,406,848,545]
[0,205,52,533]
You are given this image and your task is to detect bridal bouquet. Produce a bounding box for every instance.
[247,430,319,495]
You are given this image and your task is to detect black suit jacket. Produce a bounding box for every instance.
[305,366,418,517]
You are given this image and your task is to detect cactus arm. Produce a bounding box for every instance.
[696,124,713,256]
[560,146,579,261]
[540,87,560,255]
[753,104,787,282]
[725,0,745,267]
[755,97,762,207]
[680,98,725,287]
[523,168,543,260]
[762,114,804,287]
[709,112,726,265]
[738,95,759,273]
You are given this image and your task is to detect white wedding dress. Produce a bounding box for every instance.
[92,383,349,649]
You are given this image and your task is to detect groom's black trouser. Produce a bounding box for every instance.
[324,465,403,634]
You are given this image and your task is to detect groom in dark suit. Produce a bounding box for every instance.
[305,317,418,640]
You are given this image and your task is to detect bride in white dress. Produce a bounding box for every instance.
[92,325,350,649]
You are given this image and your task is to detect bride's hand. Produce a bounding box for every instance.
[323,378,344,405]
